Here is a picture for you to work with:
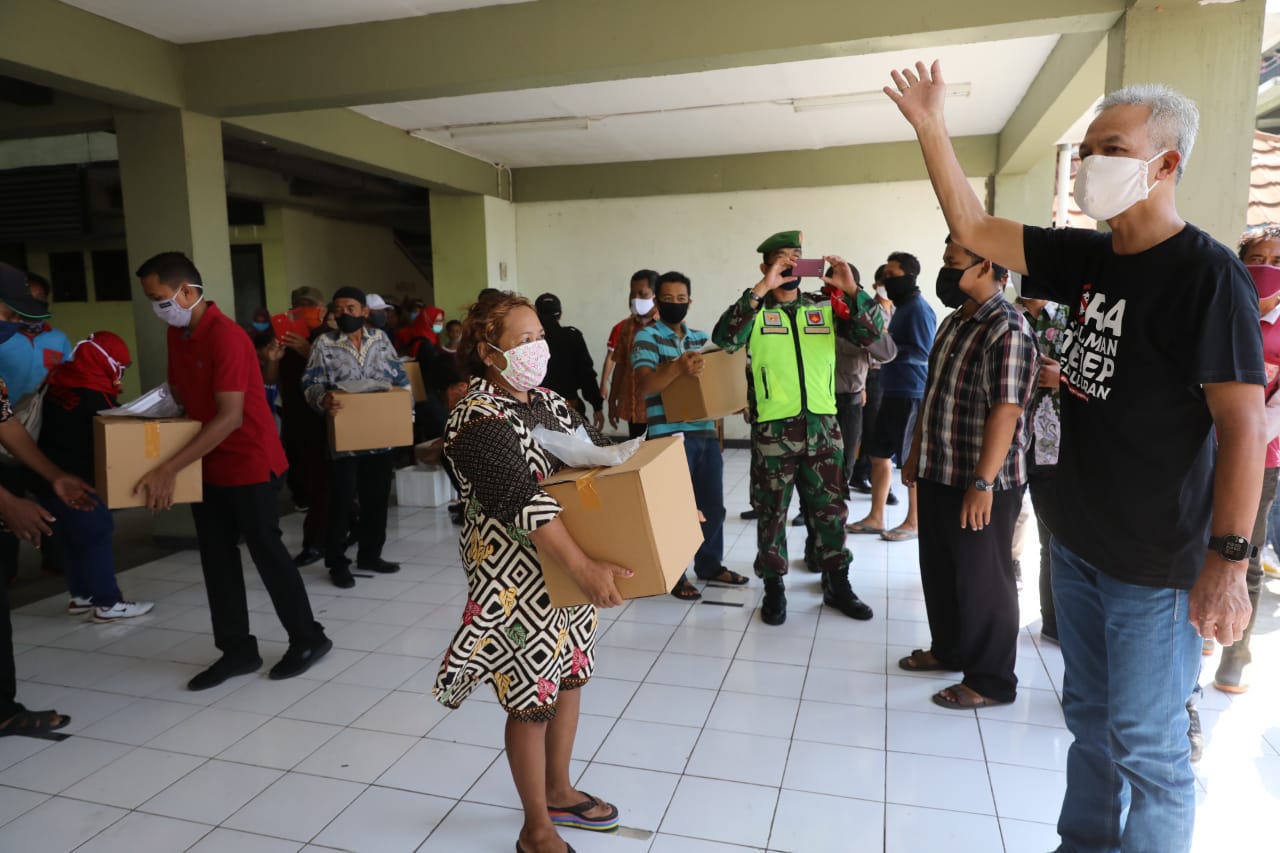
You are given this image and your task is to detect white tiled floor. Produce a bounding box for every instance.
[2,449,1279,851]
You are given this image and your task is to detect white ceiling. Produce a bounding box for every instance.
[354,36,1060,168]
[57,0,531,42]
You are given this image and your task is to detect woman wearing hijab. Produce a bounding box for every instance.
[37,331,153,621]
[397,305,445,358]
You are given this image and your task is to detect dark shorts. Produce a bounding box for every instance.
[864,395,919,461]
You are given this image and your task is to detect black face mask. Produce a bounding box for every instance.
[934,267,969,309]
[883,274,917,303]
[777,273,801,291]
[657,301,689,325]
[369,312,388,329]
[336,314,364,334]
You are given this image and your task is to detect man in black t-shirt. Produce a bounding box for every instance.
[888,62,1265,853]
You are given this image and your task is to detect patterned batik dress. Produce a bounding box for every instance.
[433,377,608,721]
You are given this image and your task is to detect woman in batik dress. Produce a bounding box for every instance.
[435,292,630,853]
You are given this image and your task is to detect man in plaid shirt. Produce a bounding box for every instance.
[898,243,1038,710]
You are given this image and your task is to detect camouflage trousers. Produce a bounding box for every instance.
[749,413,852,579]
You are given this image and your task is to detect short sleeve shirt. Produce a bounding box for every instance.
[606,320,626,353]
[167,303,288,487]
[1022,224,1265,589]
[631,322,715,438]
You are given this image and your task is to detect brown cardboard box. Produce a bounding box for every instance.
[93,417,203,509]
[328,387,414,452]
[537,435,703,608]
[660,347,748,423]
[402,360,427,403]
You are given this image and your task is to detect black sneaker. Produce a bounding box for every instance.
[293,547,323,568]
[822,571,874,620]
[329,565,356,589]
[791,513,805,527]
[358,558,401,574]
[270,635,333,680]
[1187,705,1203,763]
[761,578,787,626]
[740,508,760,520]
[885,491,900,507]
[849,479,872,495]
[188,654,263,691]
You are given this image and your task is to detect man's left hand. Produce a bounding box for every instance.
[960,486,993,531]
[133,465,178,512]
[592,409,605,431]
[52,475,97,512]
[1188,556,1252,645]
[821,256,860,295]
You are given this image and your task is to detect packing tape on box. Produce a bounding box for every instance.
[573,467,605,511]
[144,422,161,459]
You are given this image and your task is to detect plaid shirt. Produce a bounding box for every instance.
[917,293,1039,490]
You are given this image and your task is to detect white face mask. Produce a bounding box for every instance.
[631,297,654,316]
[874,286,888,300]
[1074,150,1168,221]
[152,286,203,328]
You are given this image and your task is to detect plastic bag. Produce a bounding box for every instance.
[97,383,184,418]
[531,425,645,468]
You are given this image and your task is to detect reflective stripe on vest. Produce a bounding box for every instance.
[749,302,837,422]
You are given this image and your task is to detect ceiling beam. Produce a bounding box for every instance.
[184,0,1126,117]
[0,93,114,141]
[512,135,998,203]
[0,0,184,109]
[222,109,500,197]
[996,31,1107,174]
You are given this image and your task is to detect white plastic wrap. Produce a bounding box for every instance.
[531,425,646,468]
[96,383,184,418]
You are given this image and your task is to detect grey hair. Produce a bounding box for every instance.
[1096,83,1199,182]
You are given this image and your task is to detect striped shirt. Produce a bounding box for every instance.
[631,321,716,438]
[917,293,1039,490]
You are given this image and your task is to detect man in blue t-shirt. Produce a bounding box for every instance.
[888,61,1265,853]
[847,251,936,542]
[632,272,749,600]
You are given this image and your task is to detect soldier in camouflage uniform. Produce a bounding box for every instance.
[712,231,885,625]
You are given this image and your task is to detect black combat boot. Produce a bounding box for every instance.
[761,577,787,626]
[822,570,874,620]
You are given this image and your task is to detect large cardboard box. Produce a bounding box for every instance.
[537,435,703,608]
[93,417,203,509]
[402,360,427,403]
[329,387,415,453]
[660,347,748,423]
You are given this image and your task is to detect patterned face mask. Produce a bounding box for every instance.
[492,338,550,392]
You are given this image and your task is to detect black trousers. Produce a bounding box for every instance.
[0,554,16,716]
[191,477,320,658]
[852,370,882,483]
[1026,464,1059,635]
[327,451,395,568]
[835,391,863,489]
[917,478,1022,702]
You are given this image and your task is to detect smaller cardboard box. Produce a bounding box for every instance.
[402,360,427,403]
[329,387,415,453]
[537,434,703,608]
[94,417,203,509]
[660,346,748,423]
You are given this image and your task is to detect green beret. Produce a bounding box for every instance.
[756,230,803,255]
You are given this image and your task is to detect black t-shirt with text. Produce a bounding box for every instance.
[1023,223,1264,589]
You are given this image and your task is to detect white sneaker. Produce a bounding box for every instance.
[67,596,93,615]
[92,601,155,622]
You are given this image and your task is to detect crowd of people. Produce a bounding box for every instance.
[0,63,1272,853]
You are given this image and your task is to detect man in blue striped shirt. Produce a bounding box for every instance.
[632,272,750,600]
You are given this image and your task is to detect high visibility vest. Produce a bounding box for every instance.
[749,301,837,422]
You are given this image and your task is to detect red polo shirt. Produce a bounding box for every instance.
[167,302,287,487]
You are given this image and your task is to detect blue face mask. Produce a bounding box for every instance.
[252,321,270,332]
[409,311,420,322]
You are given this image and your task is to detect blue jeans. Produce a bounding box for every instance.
[683,435,725,579]
[1268,485,1280,555]
[41,495,120,607]
[1051,540,1201,853]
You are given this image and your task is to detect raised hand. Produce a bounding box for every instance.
[884,60,948,130]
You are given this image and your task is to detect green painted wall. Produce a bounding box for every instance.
[429,194,491,318]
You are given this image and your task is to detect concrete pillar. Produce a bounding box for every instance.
[114,109,233,390]
[428,192,519,319]
[1106,0,1266,244]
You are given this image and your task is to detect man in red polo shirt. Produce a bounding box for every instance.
[133,252,329,691]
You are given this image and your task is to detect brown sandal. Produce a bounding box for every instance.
[671,578,702,601]
[931,684,1013,711]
